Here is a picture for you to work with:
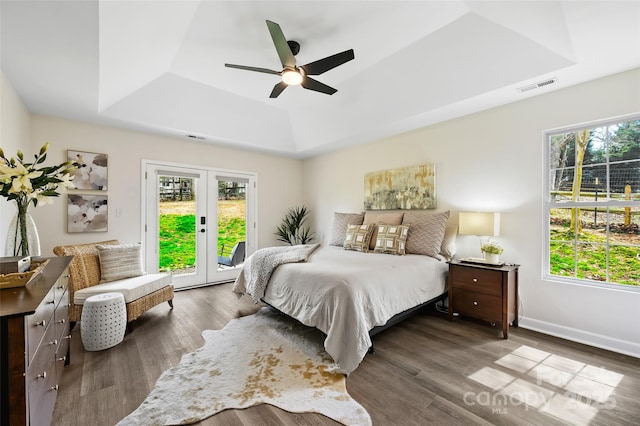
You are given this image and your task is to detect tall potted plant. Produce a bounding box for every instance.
[275,205,315,245]
[0,142,77,256]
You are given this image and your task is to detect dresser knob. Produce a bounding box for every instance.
[58,355,67,362]
[49,339,58,346]
[47,299,55,304]
[473,301,478,306]
[64,274,70,278]
[472,278,478,282]
[57,319,66,324]
[64,334,72,340]
[35,320,46,327]
[36,372,47,379]
[50,385,59,391]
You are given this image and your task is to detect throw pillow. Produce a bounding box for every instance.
[329,212,365,246]
[343,224,375,253]
[363,211,404,250]
[97,243,145,283]
[374,224,410,255]
[401,210,450,259]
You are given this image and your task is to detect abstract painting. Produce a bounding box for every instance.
[364,164,436,210]
[67,150,108,190]
[67,194,108,232]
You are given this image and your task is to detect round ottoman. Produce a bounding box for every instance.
[81,293,127,351]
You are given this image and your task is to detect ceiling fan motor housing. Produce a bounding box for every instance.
[287,40,300,56]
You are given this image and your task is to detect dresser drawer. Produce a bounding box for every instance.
[450,266,502,296]
[26,288,57,364]
[27,332,57,426]
[452,288,502,324]
[53,269,69,307]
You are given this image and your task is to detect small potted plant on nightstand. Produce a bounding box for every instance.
[481,241,504,264]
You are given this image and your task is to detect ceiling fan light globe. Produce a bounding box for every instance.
[282,69,303,86]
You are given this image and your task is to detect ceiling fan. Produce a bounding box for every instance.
[225,20,355,98]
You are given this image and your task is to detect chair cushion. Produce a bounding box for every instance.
[74,273,172,305]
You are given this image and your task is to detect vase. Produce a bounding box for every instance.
[5,204,41,257]
[483,252,500,264]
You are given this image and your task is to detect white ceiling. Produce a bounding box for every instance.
[2,1,639,158]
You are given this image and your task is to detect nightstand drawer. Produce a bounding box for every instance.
[450,266,502,296]
[452,289,502,323]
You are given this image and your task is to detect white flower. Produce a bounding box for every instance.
[481,241,504,255]
[9,162,43,194]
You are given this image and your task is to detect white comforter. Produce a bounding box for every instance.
[233,245,448,374]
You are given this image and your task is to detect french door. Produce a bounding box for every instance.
[142,161,256,290]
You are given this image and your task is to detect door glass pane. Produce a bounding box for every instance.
[217,179,247,270]
[158,175,196,276]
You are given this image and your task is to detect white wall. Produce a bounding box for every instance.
[302,68,640,358]
[28,116,304,256]
[0,71,32,254]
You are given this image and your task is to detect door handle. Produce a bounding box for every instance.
[200,229,205,233]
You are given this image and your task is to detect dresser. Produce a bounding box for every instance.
[447,260,519,338]
[0,256,73,426]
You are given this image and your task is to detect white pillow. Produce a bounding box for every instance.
[97,243,144,283]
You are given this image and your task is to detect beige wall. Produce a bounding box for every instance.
[302,68,640,358]
[0,71,31,253]
[27,116,303,256]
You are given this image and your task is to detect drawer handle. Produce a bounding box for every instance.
[50,385,59,391]
[36,372,47,379]
[49,339,58,346]
[473,301,478,306]
[472,278,478,282]
[58,355,67,362]
[64,274,70,278]
[47,299,55,304]
[57,284,64,289]
[64,334,72,340]
[57,319,66,324]
[35,320,46,327]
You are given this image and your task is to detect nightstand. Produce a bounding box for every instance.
[447,260,519,338]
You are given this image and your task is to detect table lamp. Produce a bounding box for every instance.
[458,212,501,263]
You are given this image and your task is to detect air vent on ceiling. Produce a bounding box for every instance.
[186,134,205,140]
[517,77,557,93]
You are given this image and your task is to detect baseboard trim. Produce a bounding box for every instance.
[519,317,640,359]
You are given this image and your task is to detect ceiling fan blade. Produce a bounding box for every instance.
[225,63,281,75]
[266,20,296,69]
[270,81,288,98]
[301,49,354,76]
[301,77,337,95]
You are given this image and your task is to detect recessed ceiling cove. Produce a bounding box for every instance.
[2,1,639,158]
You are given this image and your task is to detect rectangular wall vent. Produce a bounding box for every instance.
[518,77,557,93]
[186,134,205,140]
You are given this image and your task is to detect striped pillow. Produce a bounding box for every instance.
[97,243,144,283]
[343,224,375,252]
[402,210,450,259]
[329,212,365,246]
[374,224,410,255]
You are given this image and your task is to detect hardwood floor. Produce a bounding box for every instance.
[52,284,640,425]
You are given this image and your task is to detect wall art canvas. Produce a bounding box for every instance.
[67,194,108,232]
[67,150,108,190]
[364,164,436,210]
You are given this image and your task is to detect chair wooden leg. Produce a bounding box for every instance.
[168,299,174,309]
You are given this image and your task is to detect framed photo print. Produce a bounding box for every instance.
[67,194,108,232]
[67,150,108,190]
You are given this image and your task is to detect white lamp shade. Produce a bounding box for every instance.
[458,212,500,237]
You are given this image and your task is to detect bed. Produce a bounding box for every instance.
[233,210,453,374]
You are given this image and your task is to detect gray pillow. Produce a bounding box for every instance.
[329,212,365,246]
[402,211,450,259]
[97,243,144,283]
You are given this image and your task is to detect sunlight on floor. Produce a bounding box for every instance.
[467,345,624,425]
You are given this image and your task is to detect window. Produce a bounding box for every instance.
[544,114,640,288]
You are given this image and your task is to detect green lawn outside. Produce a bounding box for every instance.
[159,204,246,271]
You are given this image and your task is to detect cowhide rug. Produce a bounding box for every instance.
[117,307,371,425]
